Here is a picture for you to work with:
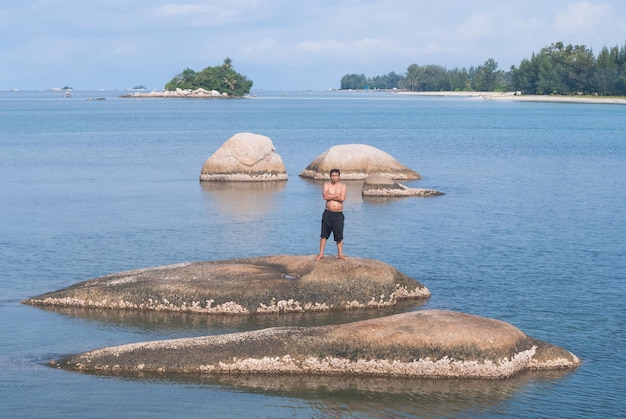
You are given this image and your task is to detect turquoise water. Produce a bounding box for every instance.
[1,90,625,418]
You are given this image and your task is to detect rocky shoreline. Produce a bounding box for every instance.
[120,88,236,98]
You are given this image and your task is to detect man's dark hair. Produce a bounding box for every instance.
[330,168,340,175]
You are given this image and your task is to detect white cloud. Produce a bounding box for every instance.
[110,38,143,56]
[25,37,77,63]
[1,0,626,90]
[148,3,209,17]
[458,13,493,38]
[145,1,270,26]
[554,1,612,31]
[511,17,545,30]
[296,38,392,56]
[296,39,341,53]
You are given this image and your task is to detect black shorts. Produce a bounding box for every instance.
[320,209,344,242]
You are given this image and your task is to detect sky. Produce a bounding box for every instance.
[1,0,625,91]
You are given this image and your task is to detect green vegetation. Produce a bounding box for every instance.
[341,41,626,96]
[165,58,253,96]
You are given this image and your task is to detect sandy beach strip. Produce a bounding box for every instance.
[394,91,626,105]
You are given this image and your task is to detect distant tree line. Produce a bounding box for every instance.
[165,58,253,96]
[340,41,626,96]
[340,59,510,92]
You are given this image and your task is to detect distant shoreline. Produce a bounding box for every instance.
[394,91,626,105]
[120,88,233,99]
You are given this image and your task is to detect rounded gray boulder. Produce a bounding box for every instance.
[299,144,421,180]
[200,132,288,181]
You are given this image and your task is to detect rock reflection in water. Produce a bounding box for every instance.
[113,369,573,418]
[41,299,427,337]
[200,181,286,221]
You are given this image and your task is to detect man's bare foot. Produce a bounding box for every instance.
[315,254,323,261]
[337,254,346,260]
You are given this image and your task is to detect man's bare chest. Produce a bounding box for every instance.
[328,184,342,195]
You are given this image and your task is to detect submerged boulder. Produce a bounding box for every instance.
[200,132,288,181]
[51,310,581,379]
[299,144,421,180]
[362,174,443,197]
[22,255,430,315]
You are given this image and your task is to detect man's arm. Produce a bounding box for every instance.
[336,183,347,202]
[323,183,346,202]
[322,183,334,201]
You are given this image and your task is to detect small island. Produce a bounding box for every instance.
[122,58,252,98]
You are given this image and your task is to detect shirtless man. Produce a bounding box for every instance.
[316,168,347,260]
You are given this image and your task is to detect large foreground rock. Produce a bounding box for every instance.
[299,144,421,180]
[362,174,443,197]
[51,310,580,379]
[200,132,288,181]
[22,255,430,314]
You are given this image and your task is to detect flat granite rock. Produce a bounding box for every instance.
[362,174,444,197]
[51,310,581,379]
[22,255,430,314]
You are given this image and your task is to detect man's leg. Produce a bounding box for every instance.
[336,240,344,259]
[316,237,327,260]
[334,212,345,259]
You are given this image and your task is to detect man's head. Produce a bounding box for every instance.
[329,168,340,183]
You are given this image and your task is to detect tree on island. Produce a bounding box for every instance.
[341,59,509,92]
[165,58,253,96]
[340,40,626,96]
[510,41,626,96]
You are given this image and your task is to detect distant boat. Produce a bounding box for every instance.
[63,91,71,97]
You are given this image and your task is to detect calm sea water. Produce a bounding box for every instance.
[1,90,625,418]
